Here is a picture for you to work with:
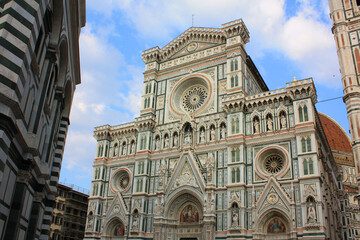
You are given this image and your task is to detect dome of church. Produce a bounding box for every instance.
[319,113,352,153]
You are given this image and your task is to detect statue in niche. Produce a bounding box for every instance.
[210,127,215,141]
[220,124,226,139]
[164,135,169,148]
[199,128,205,143]
[173,133,178,147]
[266,115,273,131]
[253,117,260,133]
[132,213,139,230]
[130,141,135,154]
[183,123,193,145]
[307,206,316,223]
[280,112,287,129]
[232,211,239,227]
[122,144,127,155]
[155,137,160,150]
[307,197,317,223]
[87,219,93,229]
[184,131,192,145]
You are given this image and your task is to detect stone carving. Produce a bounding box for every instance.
[173,134,178,147]
[158,160,167,188]
[175,162,197,187]
[87,219,93,229]
[266,115,273,131]
[231,211,239,227]
[122,144,127,155]
[206,153,215,183]
[280,114,287,129]
[184,131,192,145]
[199,128,205,143]
[210,127,215,141]
[130,141,135,154]
[164,136,169,148]
[220,125,226,139]
[307,205,316,223]
[254,118,260,133]
[132,213,139,230]
[155,137,160,150]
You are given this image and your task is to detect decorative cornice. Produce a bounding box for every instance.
[142,19,249,63]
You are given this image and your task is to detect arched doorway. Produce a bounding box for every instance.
[103,218,126,239]
[164,191,204,240]
[254,210,294,240]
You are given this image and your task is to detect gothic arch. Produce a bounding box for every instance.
[103,217,126,238]
[255,208,292,236]
[165,190,204,221]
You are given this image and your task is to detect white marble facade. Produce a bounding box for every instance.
[85,19,344,240]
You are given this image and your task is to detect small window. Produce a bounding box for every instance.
[298,106,304,122]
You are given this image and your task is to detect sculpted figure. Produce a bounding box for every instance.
[164,137,169,148]
[210,128,215,141]
[199,129,205,143]
[173,134,178,147]
[155,137,160,150]
[307,206,316,223]
[280,114,287,129]
[267,117,273,131]
[220,125,226,139]
[254,118,260,133]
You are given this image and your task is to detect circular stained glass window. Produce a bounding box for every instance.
[181,86,208,113]
[119,173,130,190]
[111,169,131,193]
[263,154,284,174]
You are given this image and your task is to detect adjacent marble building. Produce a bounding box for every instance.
[0,0,85,239]
[328,0,360,196]
[86,19,344,240]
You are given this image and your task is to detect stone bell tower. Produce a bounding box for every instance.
[328,0,360,189]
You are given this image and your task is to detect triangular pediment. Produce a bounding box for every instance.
[256,177,292,216]
[166,150,206,194]
[104,192,129,225]
[169,41,221,60]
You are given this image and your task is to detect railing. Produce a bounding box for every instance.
[59,181,90,195]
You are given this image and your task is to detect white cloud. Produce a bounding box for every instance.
[86,0,340,87]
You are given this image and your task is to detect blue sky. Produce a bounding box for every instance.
[60,0,349,190]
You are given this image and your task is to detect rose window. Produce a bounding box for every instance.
[181,86,208,113]
[111,169,131,193]
[119,173,130,190]
[263,154,284,174]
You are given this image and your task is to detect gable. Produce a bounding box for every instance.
[169,41,222,60]
[166,150,206,195]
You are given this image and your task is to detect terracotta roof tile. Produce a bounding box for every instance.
[319,113,352,153]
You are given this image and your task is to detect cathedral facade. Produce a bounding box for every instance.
[85,19,343,240]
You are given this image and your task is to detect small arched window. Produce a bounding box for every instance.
[231,76,235,88]
[113,143,118,156]
[231,60,234,72]
[235,75,239,87]
[298,106,304,122]
[234,59,238,70]
[304,105,309,121]
[309,159,314,174]
[303,159,308,175]
[236,168,240,182]
[306,137,312,152]
[301,138,306,152]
